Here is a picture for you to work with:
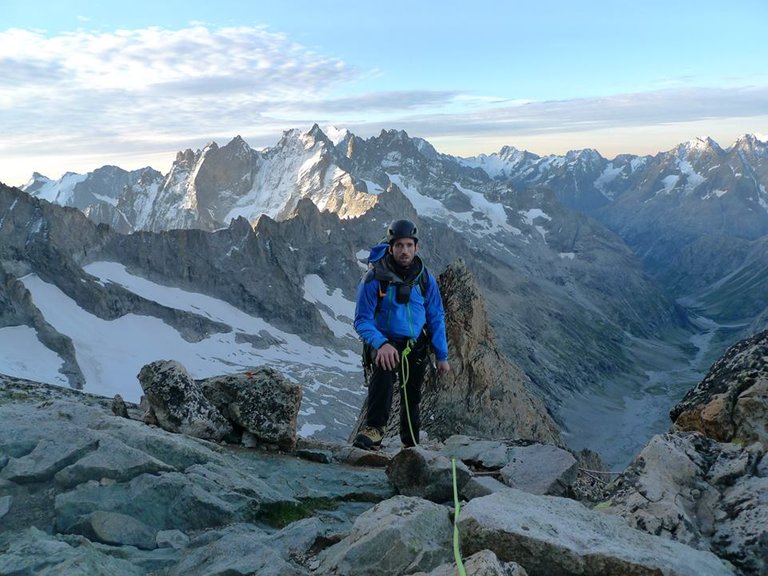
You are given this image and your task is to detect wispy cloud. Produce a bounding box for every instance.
[1,24,766,183]
[0,25,357,151]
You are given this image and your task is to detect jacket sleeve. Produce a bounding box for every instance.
[354,277,389,350]
[424,273,449,361]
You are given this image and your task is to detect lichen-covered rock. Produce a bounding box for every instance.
[671,330,768,448]
[600,432,767,575]
[201,367,302,451]
[137,360,233,441]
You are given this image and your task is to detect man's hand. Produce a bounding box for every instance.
[376,343,399,371]
[436,360,450,376]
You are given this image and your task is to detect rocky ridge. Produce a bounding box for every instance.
[0,364,740,575]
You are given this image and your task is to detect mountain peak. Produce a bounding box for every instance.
[733,133,768,156]
[565,148,604,162]
[678,136,722,154]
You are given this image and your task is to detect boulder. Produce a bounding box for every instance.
[498,443,578,497]
[200,367,302,451]
[386,446,472,502]
[69,510,158,550]
[317,495,454,575]
[413,549,529,576]
[0,527,145,575]
[137,360,233,441]
[599,432,767,576]
[0,428,100,484]
[459,489,736,576]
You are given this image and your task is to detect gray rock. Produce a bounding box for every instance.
[0,495,11,519]
[0,527,145,575]
[460,490,736,576]
[711,476,768,576]
[461,475,511,500]
[413,549,529,576]
[138,360,233,441]
[54,470,245,533]
[201,368,303,451]
[0,428,99,484]
[156,529,190,549]
[165,523,306,576]
[54,436,175,488]
[440,435,511,469]
[317,495,454,575]
[70,510,158,550]
[387,446,472,503]
[600,432,767,574]
[112,394,130,418]
[757,451,768,477]
[498,443,578,496]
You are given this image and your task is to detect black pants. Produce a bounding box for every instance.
[364,334,430,446]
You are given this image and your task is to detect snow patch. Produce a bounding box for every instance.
[0,325,68,385]
[703,189,728,200]
[302,274,356,338]
[19,262,360,403]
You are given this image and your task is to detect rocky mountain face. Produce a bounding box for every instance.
[24,165,164,234]
[7,127,768,468]
[464,134,768,332]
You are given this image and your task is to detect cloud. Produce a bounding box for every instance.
[1,23,767,183]
[0,25,358,150]
[354,86,768,139]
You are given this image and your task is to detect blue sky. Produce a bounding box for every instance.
[1,0,767,185]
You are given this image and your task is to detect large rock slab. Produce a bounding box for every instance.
[317,495,454,575]
[459,489,736,576]
[498,443,578,497]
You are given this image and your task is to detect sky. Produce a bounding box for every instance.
[1,0,767,187]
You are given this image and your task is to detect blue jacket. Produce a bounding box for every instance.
[354,254,449,361]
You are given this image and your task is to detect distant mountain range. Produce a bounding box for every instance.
[4,127,768,467]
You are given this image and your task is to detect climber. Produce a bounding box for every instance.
[352,218,450,450]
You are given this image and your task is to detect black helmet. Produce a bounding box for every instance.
[387,219,418,244]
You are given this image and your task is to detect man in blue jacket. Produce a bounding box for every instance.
[353,219,450,450]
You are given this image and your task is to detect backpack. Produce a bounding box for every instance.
[364,243,429,309]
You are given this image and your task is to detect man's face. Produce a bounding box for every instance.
[390,238,418,267]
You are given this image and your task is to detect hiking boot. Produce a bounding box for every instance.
[353,426,384,450]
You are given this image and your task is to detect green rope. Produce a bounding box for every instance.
[400,341,418,447]
[451,457,467,575]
